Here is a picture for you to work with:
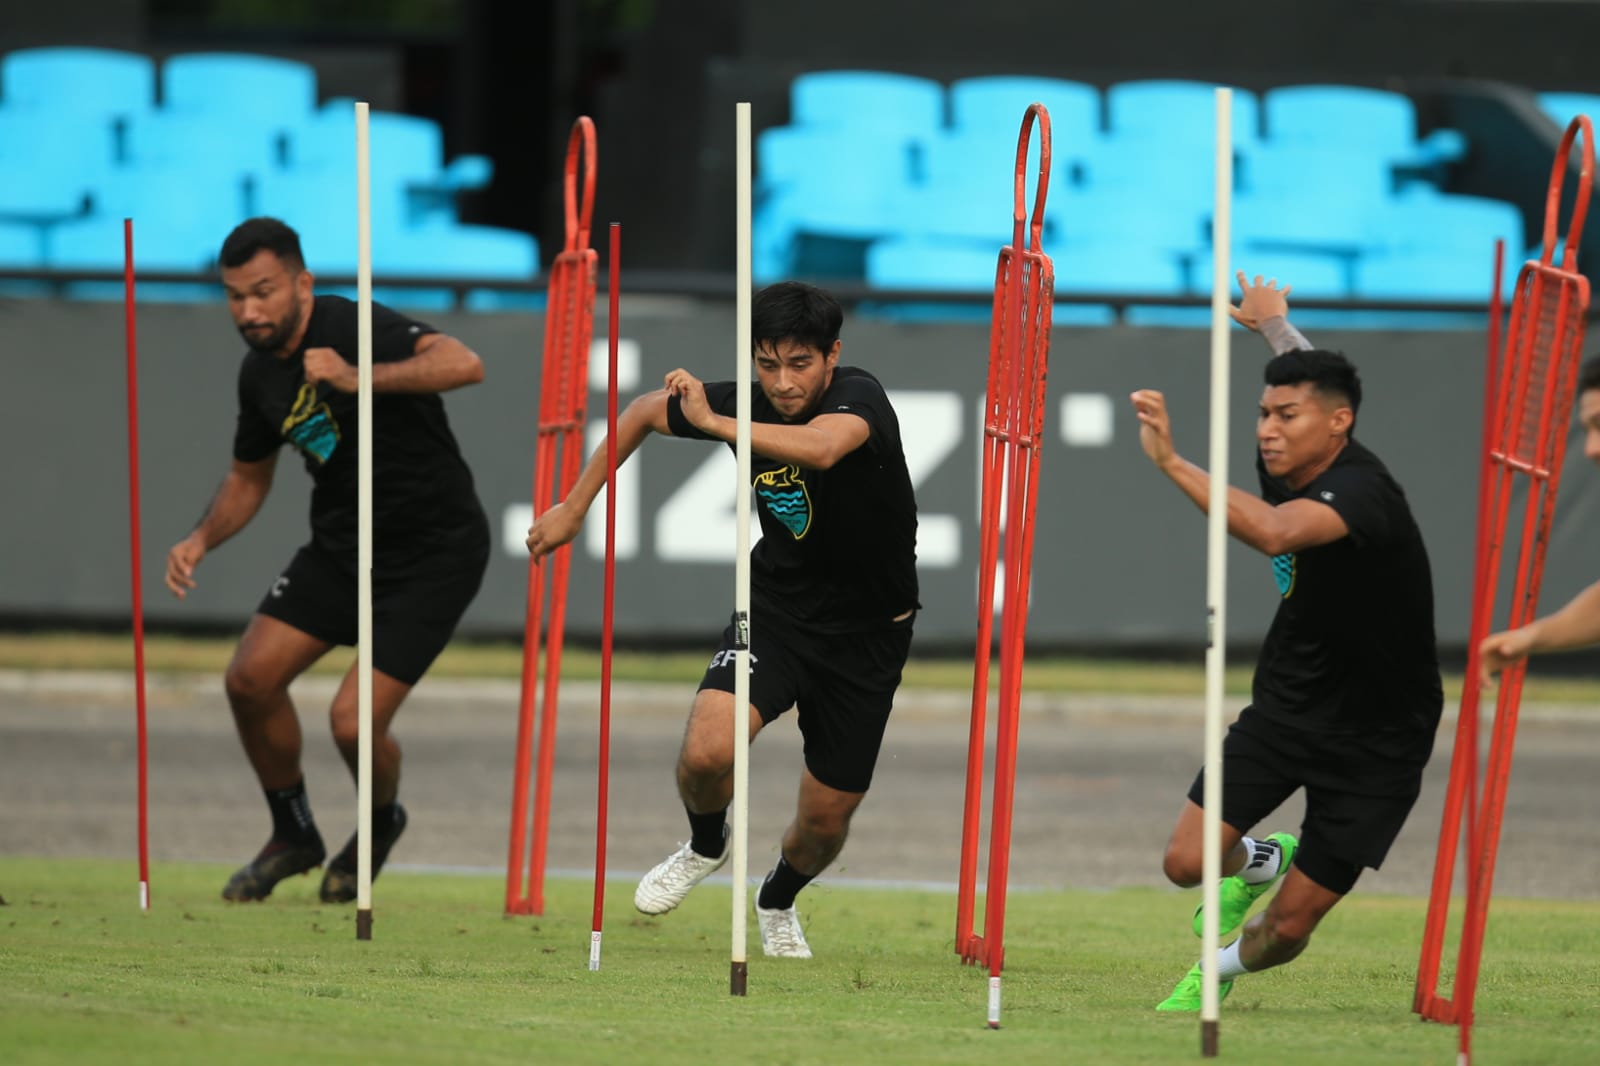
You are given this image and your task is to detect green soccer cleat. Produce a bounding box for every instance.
[1155,961,1234,1012]
[1192,832,1298,939]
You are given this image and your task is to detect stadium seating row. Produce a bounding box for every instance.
[758,71,1553,308]
[0,46,538,306]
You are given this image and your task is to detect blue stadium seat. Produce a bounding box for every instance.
[895,129,1063,244]
[1265,84,1465,169]
[123,112,281,175]
[948,76,1099,147]
[865,237,996,291]
[789,70,944,133]
[0,220,42,266]
[289,103,492,224]
[378,222,538,280]
[755,125,919,278]
[1190,249,1350,298]
[1353,251,1509,302]
[161,53,317,124]
[464,289,547,313]
[0,47,155,118]
[1243,144,1394,204]
[1051,186,1207,253]
[1230,192,1370,257]
[1368,190,1523,256]
[0,111,114,219]
[862,236,1108,324]
[1106,80,1260,146]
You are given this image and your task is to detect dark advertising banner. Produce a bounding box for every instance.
[4,297,1595,649]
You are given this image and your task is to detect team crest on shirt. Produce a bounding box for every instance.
[281,382,341,465]
[754,464,812,539]
[1271,552,1297,598]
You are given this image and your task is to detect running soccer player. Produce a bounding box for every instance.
[525,281,919,958]
[164,217,491,903]
[1132,273,1444,1010]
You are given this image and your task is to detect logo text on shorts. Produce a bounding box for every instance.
[708,648,757,671]
[270,576,290,598]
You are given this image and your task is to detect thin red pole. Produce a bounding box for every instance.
[123,218,150,911]
[591,222,619,968]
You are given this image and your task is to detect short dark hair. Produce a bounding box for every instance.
[751,281,843,355]
[1578,355,1600,396]
[219,217,305,272]
[1263,349,1362,424]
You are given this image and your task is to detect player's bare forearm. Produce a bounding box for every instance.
[193,457,277,550]
[1157,455,1307,556]
[1259,315,1313,356]
[697,413,868,470]
[372,334,485,393]
[563,391,667,516]
[1522,578,1600,654]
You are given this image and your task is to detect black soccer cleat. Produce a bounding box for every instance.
[222,835,327,902]
[319,804,408,904]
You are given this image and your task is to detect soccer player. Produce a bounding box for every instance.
[164,218,491,903]
[1132,273,1444,1010]
[1478,356,1600,679]
[524,281,919,957]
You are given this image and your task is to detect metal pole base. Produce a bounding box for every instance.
[1202,1019,1219,1057]
[356,909,372,941]
[730,961,747,996]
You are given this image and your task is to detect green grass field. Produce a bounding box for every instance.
[4,859,1598,1065]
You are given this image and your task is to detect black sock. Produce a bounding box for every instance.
[265,779,318,843]
[373,802,400,835]
[687,807,728,858]
[757,854,815,910]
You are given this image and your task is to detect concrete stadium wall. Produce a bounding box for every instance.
[4,296,1598,649]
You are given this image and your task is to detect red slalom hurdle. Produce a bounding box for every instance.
[123,218,151,911]
[506,117,599,916]
[1414,115,1592,1065]
[954,103,1055,1030]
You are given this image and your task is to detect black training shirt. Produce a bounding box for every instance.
[665,366,920,632]
[232,295,485,568]
[1250,439,1443,734]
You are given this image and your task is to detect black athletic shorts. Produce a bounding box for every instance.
[255,533,489,686]
[698,608,915,793]
[1187,706,1436,895]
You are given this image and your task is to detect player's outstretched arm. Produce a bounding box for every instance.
[525,389,670,560]
[1130,388,1348,556]
[1480,577,1600,685]
[165,454,279,598]
[1230,271,1313,356]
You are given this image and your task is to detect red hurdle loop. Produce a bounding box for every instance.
[954,103,1055,1029]
[1414,115,1592,1064]
[506,116,599,916]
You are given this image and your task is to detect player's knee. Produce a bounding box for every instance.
[224,659,283,711]
[1262,906,1318,945]
[1162,843,1202,887]
[676,742,730,784]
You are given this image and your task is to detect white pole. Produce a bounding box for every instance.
[730,100,753,997]
[355,100,375,942]
[1200,86,1233,1054]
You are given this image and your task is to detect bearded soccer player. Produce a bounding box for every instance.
[165,217,491,903]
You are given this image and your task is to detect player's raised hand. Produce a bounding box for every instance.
[164,532,207,599]
[1230,271,1293,331]
[1130,389,1179,471]
[304,347,357,393]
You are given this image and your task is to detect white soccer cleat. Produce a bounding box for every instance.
[756,904,813,958]
[633,839,728,915]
